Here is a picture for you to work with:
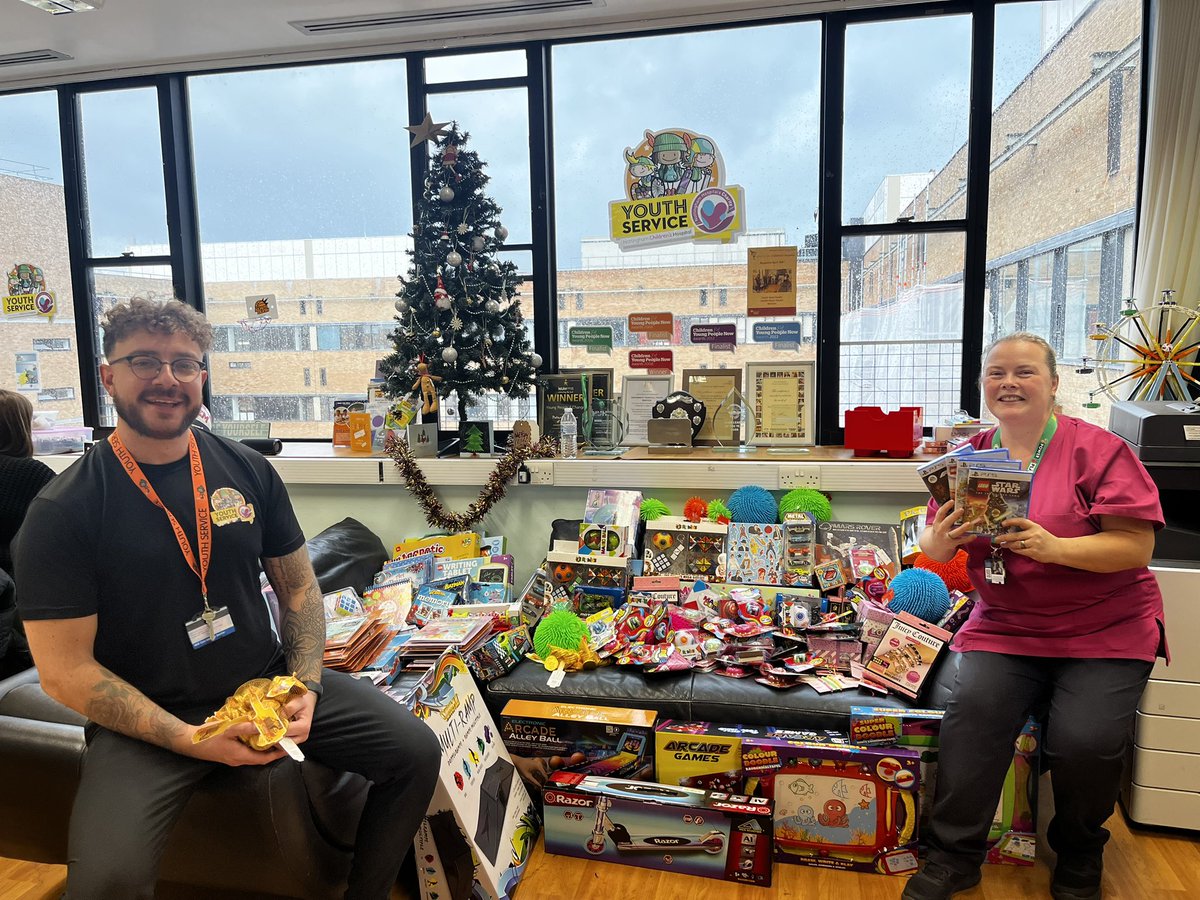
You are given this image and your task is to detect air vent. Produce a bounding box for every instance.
[291,0,600,36]
[0,49,73,67]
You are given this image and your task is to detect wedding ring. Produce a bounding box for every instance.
[1020,540,1028,550]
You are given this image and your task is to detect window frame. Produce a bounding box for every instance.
[1,0,1147,443]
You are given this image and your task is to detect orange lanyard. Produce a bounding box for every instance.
[108,430,212,611]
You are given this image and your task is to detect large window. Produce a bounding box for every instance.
[0,91,84,423]
[986,0,1142,425]
[837,12,972,424]
[551,23,822,395]
[190,59,412,438]
[10,0,1147,444]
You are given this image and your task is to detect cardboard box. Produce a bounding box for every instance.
[393,532,482,561]
[656,721,848,794]
[848,708,1040,866]
[404,653,538,900]
[500,700,656,790]
[742,740,922,875]
[543,773,773,887]
[643,516,727,580]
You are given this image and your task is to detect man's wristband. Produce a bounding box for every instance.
[303,679,323,699]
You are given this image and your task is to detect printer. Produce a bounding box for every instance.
[1109,399,1200,462]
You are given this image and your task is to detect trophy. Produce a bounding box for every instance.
[583,395,629,455]
[711,386,757,452]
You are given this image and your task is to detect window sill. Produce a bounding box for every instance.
[38,443,933,492]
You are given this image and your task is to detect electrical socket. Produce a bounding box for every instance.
[523,460,554,486]
[778,465,820,490]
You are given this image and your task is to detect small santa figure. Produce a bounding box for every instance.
[441,143,461,181]
[433,275,451,309]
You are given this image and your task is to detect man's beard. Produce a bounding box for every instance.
[111,390,200,441]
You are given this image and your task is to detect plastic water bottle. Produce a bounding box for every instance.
[560,408,578,459]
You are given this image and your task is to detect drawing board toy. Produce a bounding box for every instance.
[500,700,656,790]
[742,740,921,875]
[848,708,1040,865]
[543,773,773,887]
[404,652,538,900]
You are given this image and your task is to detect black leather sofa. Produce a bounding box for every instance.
[0,518,419,900]
[484,651,960,730]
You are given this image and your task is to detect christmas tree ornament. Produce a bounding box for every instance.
[446,250,463,267]
[394,299,407,313]
[471,236,486,252]
[449,314,464,331]
[457,223,470,235]
[432,328,441,338]
[485,299,500,314]
[404,112,451,147]
[530,353,542,368]
[441,142,459,174]
[441,347,458,364]
[435,295,452,310]
[439,185,455,202]
[433,275,449,305]
[494,225,508,241]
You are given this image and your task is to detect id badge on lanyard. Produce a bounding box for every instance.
[108,431,237,649]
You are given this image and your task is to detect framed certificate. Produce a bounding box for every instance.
[681,369,742,446]
[745,361,815,446]
[620,374,672,445]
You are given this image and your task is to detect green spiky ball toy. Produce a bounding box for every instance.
[778,488,832,522]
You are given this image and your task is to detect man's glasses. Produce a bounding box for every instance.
[111,354,206,383]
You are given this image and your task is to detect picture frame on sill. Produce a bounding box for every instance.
[681,368,742,447]
[620,373,673,445]
[537,372,588,440]
[745,360,815,447]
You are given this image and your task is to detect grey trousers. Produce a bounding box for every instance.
[66,668,441,900]
[926,650,1153,874]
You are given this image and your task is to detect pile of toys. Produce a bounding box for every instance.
[513,485,975,703]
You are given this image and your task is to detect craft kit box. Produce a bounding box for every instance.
[742,740,922,875]
[404,653,538,900]
[848,708,1040,866]
[500,700,657,788]
[656,721,849,794]
[543,773,774,887]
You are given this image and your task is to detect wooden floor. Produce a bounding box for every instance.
[4,802,1198,899]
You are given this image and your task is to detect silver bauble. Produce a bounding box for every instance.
[471,236,486,252]
[530,353,543,368]
[439,186,455,202]
[485,299,500,314]
[446,250,463,266]
[494,225,508,241]
[441,347,458,363]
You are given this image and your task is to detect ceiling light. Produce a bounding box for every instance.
[19,0,103,14]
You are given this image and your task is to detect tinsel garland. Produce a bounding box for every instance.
[384,431,558,532]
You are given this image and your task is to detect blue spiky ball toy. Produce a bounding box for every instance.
[887,568,952,623]
[727,485,779,524]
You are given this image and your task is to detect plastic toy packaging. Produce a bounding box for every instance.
[192,675,308,760]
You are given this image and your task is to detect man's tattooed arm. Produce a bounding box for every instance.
[263,545,324,685]
[23,617,189,751]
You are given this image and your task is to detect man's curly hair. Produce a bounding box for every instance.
[101,297,213,359]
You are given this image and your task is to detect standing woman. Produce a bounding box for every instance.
[0,389,55,676]
[903,333,1165,900]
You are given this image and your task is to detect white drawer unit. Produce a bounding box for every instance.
[1123,565,1200,830]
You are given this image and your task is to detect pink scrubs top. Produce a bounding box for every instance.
[926,415,1166,662]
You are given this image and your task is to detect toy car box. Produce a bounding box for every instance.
[500,700,656,789]
[543,773,773,887]
[742,739,922,875]
[656,721,848,794]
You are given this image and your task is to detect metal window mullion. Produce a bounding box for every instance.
[58,86,103,427]
[959,0,995,417]
[816,13,845,445]
[528,42,559,374]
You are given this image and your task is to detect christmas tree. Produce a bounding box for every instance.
[382,122,542,423]
[463,424,485,455]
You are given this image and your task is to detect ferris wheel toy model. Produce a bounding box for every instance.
[1077,289,1200,409]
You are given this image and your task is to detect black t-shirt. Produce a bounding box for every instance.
[14,427,306,723]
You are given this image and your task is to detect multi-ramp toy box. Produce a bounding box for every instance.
[543,773,773,887]
[500,700,657,788]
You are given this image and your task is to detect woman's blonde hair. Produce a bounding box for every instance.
[983,331,1058,380]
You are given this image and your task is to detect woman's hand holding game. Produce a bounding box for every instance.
[922,501,978,562]
[994,517,1059,564]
